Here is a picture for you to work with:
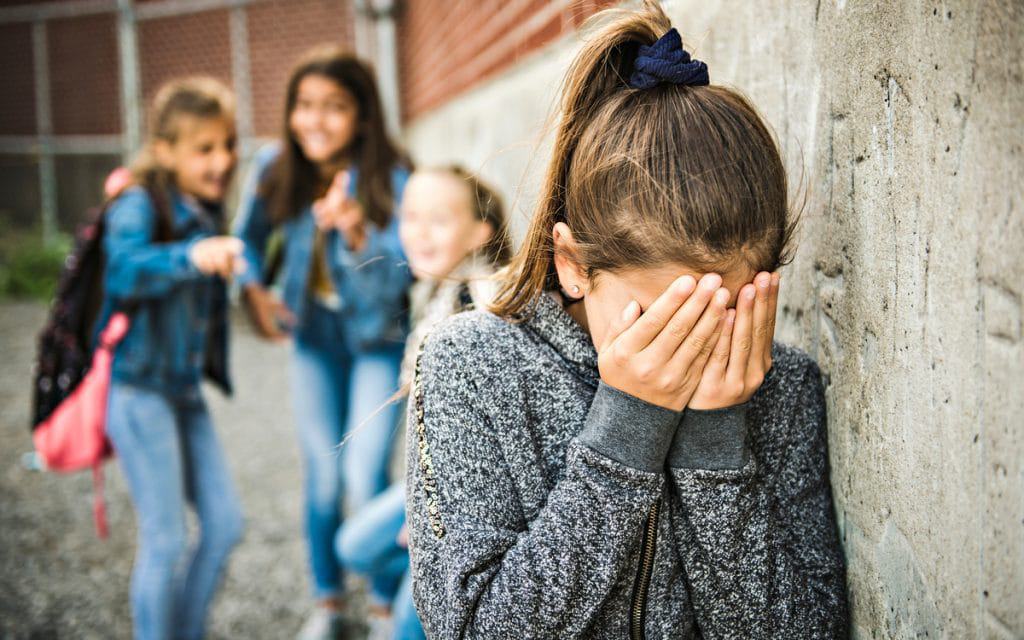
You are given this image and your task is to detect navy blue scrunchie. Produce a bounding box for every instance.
[628,28,709,90]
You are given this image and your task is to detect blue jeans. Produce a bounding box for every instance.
[291,300,403,599]
[336,483,424,640]
[106,382,244,640]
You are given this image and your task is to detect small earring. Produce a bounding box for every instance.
[571,285,581,295]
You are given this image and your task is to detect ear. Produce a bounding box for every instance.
[469,220,495,254]
[552,222,587,300]
[152,139,175,170]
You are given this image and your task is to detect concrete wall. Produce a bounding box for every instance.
[402,1,1024,637]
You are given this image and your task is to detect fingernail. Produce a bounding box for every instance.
[772,272,781,287]
[714,288,729,305]
[676,275,696,294]
[622,300,638,320]
[758,273,771,289]
[745,286,756,300]
[702,273,722,290]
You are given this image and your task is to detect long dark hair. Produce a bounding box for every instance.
[492,1,796,317]
[262,45,409,227]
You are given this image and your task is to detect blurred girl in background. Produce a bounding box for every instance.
[335,165,511,640]
[103,77,245,640]
[233,46,411,640]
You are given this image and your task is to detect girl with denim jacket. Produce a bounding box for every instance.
[102,77,245,640]
[232,46,411,639]
[406,4,848,638]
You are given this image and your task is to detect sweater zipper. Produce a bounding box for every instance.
[630,499,660,640]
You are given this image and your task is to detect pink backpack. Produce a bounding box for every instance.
[30,191,170,539]
[32,312,130,538]
[31,187,173,538]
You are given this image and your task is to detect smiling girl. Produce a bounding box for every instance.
[335,165,511,640]
[102,77,244,640]
[232,46,411,639]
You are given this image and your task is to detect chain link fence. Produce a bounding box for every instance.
[0,0,354,241]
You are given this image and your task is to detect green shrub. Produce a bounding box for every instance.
[0,231,72,301]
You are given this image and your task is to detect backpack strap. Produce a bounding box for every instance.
[92,464,108,539]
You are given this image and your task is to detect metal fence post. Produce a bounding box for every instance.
[31,20,58,244]
[117,0,141,164]
[229,4,255,159]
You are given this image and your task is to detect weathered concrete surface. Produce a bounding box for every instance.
[403,1,1024,637]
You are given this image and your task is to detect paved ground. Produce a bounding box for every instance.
[0,301,375,639]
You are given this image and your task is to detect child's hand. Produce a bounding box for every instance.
[598,273,730,411]
[242,284,295,341]
[312,170,368,251]
[688,271,779,410]
[189,236,246,280]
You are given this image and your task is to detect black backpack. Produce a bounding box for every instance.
[30,190,173,429]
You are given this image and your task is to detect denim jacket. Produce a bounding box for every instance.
[233,144,411,352]
[100,186,231,396]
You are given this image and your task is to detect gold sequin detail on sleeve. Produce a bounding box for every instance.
[413,346,446,539]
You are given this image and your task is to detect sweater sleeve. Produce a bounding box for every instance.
[665,358,849,638]
[405,327,679,639]
[103,188,205,301]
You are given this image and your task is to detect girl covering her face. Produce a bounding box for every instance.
[405,3,848,638]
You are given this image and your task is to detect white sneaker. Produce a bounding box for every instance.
[366,613,394,640]
[296,608,346,640]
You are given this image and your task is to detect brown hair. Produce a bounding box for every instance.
[262,45,410,227]
[124,76,235,238]
[431,165,513,267]
[491,1,796,317]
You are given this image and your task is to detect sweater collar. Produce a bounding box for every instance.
[522,291,599,386]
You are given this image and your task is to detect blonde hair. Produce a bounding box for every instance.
[424,165,513,268]
[491,1,795,317]
[120,76,235,237]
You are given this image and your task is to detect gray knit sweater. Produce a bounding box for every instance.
[406,292,848,639]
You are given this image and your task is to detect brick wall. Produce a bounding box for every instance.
[397,0,616,122]
[0,0,355,139]
[0,0,355,231]
[5,0,607,229]
[0,22,36,135]
[138,9,233,108]
[48,13,121,135]
[247,0,353,137]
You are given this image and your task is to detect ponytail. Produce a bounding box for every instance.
[492,1,794,318]
[491,2,670,316]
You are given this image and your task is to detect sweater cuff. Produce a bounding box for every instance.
[577,382,681,473]
[668,404,748,470]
